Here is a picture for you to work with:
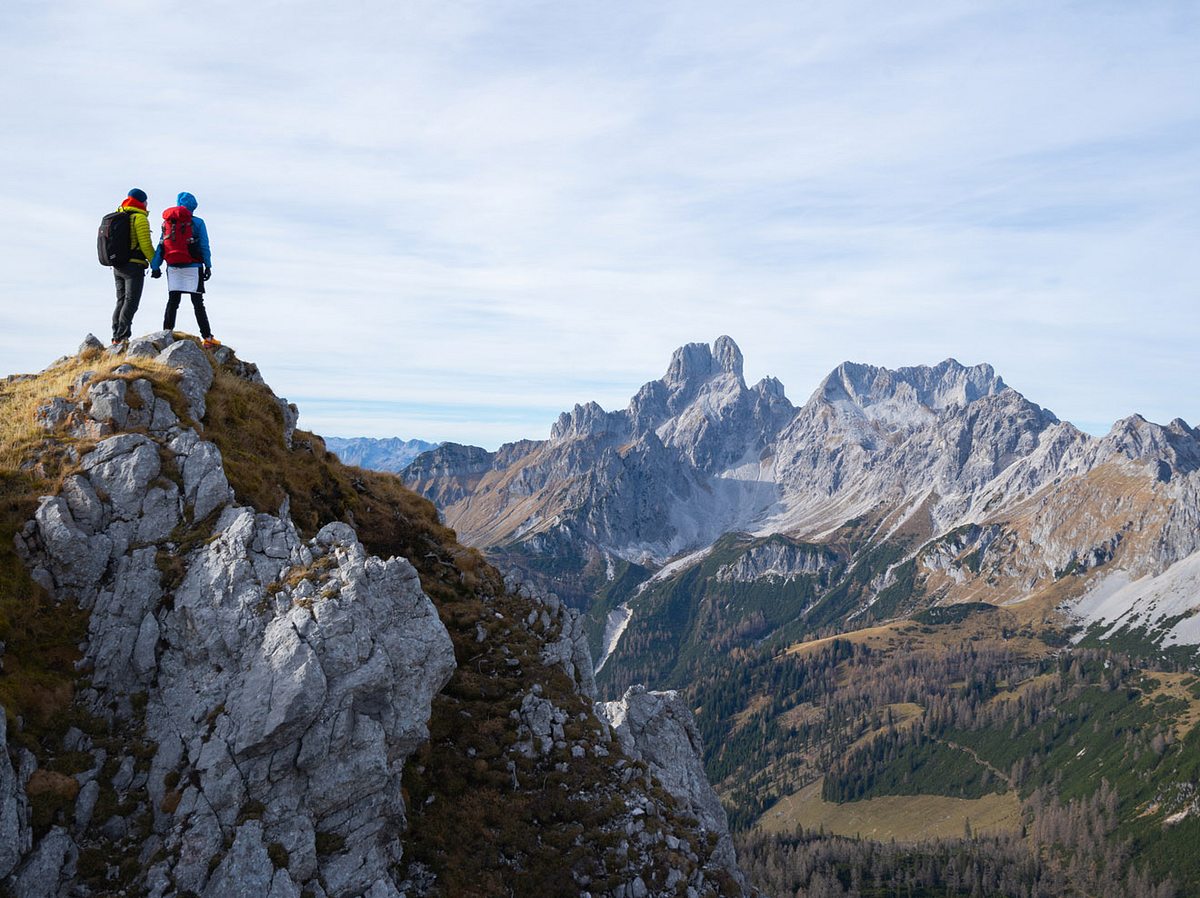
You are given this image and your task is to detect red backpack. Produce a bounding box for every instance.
[161,206,201,264]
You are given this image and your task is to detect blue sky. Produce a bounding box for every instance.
[2,1,1198,447]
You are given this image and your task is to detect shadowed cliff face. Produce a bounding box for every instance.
[1,333,752,898]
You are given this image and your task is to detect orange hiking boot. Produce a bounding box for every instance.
[201,337,222,350]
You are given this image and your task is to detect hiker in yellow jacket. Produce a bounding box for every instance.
[110,188,156,345]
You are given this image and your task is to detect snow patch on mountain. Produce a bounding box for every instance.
[637,546,718,595]
[1069,550,1200,646]
[596,603,634,675]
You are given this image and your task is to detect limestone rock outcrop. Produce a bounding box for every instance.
[598,686,743,886]
[0,714,31,880]
[5,334,456,897]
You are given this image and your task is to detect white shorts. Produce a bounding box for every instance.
[166,266,202,293]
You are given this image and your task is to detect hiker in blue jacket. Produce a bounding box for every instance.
[151,192,219,348]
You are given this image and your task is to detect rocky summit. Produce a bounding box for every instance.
[0,333,752,898]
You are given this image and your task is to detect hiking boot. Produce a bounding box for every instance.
[201,337,222,350]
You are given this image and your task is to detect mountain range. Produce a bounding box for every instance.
[324,437,440,473]
[402,337,1200,896]
[406,336,1200,658]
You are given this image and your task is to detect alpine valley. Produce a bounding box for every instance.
[405,336,1200,898]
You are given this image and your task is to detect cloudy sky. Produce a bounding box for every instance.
[2,1,1198,447]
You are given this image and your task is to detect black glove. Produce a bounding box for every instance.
[203,267,212,281]
[151,268,162,279]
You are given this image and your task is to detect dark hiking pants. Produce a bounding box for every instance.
[111,263,145,342]
[164,291,213,340]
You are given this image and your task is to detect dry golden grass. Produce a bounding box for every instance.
[728,693,773,735]
[998,575,1091,630]
[1140,671,1200,740]
[845,703,924,754]
[777,701,822,731]
[784,605,1052,666]
[26,767,79,801]
[1,347,182,739]
[0,349,182,472]
[987,672,1059,707]
[784,622,903,657]
[756,778,1022,841]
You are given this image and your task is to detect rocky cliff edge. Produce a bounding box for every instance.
[0,332,749,898]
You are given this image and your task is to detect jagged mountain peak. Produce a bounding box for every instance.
[812,357,1010,414]
[753,375,787,401]
[551,399,621,441]
[663,335,745,393]
[1097,412,1200,477]
[550,339,757,444]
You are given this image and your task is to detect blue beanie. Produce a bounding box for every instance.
[127,187,148,203]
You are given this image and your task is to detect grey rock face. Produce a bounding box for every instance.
[714,538,838,583]
[277,398,300,449]
[35,396,75,430]
[403,442,498,508]
[157,339,214,420]
[598,686,744,886]
[202,820,275,898]
[0,711,31,879]
[5,334,459,897]
[79,433,161,521]
[87,378,130,428]
[34,497,113,592]
[138,514,456,897]
[11,826,77,898]
[505,572,597,698]
[175,433,234,521]
[82,374,179,436]
[126,330,177,359]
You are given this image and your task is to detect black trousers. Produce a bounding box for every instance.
[164,291,213,339]
[111,263,145,342]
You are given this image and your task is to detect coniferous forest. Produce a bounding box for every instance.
[666,620,1200,897]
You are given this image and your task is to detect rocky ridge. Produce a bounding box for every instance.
[405,337,1200,652]
[0,334,750,897]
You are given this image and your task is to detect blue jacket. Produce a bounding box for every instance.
[152,192,211,270]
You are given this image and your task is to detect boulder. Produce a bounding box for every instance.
[78,334,104,355]
[157,339,214,420]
